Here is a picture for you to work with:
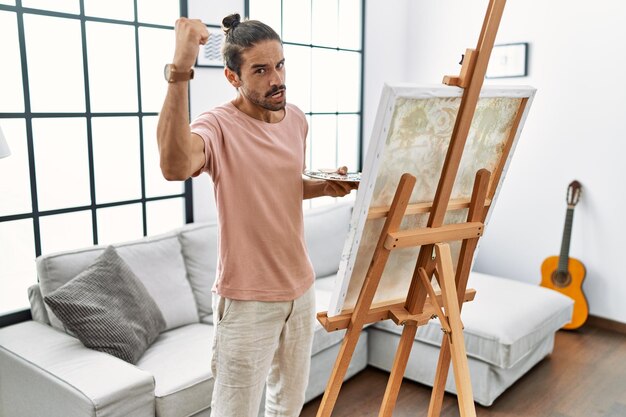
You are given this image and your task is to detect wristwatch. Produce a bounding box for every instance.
[164,64,195,83]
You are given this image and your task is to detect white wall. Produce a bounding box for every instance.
[405,0,626,323]
[362,0,412,151]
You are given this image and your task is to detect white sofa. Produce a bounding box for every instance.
[0,202,573,416]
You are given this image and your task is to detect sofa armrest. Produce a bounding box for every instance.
[0,321,155,417]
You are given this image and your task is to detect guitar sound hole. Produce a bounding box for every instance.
[551,270,572,288]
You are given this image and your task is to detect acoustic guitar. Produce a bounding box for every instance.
[540,180,588,329]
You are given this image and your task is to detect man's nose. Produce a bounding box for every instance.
[269,68,284,86]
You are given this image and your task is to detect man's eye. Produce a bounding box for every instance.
[277,62,284,69]
[256,68,266,74]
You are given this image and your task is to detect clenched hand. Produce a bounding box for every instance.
[173,18,210,69]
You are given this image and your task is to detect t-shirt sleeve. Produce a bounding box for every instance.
[190,112,222,181]
[293,106,309,172]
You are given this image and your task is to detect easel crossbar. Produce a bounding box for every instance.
[367,198,492,220]
[316,289,476,332]
[384,222,484,250]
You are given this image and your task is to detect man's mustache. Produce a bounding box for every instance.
[265,85,286,97]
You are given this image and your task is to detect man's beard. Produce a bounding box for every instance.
[241,84,287,111]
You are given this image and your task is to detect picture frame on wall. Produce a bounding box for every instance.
[486,42,528,78]
[196,25,224,68]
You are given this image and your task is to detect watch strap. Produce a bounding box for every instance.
[165,64,195,83]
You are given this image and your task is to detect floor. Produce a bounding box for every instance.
[300,325,626,417]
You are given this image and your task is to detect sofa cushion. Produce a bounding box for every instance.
[0,321,156,417]
[372,271,574,368]
[136,324,214,417]
[177,222,219,319]
[43,246,166,364]
[37,232,199,332]
[304,202,353,278]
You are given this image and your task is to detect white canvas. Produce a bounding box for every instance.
[328,84,535,317]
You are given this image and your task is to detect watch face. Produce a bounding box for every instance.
[164,64,192,82]
[164,64,172,82]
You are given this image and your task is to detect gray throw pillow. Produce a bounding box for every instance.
[44,245,166,364]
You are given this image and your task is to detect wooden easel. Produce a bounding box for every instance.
[315,1,508,416]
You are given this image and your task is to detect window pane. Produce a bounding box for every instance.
[139,27,174,113]
[142,116,184,197]
[39,210,93,254]
[24,14,85,113]
[312,0,338,47]
[338,0,362,49]
[22,0,79,14]
[146,198,184,236]
[137,0,179,26]
[97,203,143,245]
[92,117,141,204]
[249,0,281,36]
[33,118,91,211]
[84,0,134,21]
[283,0,311,44]
[309,114,337,170]
[86,22,138,113]
[0,219,36,314]
[337,51,361,112]
[0,12,24,112]
[0,1,16,5]
[337,114,359,170]
[0,119,31,216]
[311,48,337,113]
[284,44,310,113]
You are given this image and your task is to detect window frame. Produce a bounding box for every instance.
[0,0,192,328]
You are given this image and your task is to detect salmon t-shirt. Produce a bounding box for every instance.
[190,102,315,301]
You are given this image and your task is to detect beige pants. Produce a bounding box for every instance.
[210,286,315,417]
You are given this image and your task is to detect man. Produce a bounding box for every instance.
[157,13,357,417]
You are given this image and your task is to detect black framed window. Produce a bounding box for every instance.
[248,0,365,208]
[0,0,191,325]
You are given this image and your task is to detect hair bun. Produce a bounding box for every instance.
[222,13,241,32]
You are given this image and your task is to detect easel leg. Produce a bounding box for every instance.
[427,238,480,416]
[378,323,418,417]
[378,262,437,417]
[435,243,476,417]
[316,325,364,417]
[427,336,452,417]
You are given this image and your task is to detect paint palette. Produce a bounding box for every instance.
[304,169,361,182]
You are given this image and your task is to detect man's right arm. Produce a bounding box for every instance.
[157,18,209,181]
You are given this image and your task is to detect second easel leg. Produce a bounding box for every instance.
[427,333,452,417]
[378,324,418,417]
[437,244,476,417]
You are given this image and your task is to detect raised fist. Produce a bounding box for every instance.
[172,18,210,69]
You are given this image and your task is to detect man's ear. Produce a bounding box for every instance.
[224,67,241,88]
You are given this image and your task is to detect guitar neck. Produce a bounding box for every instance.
[558,206,575,272]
